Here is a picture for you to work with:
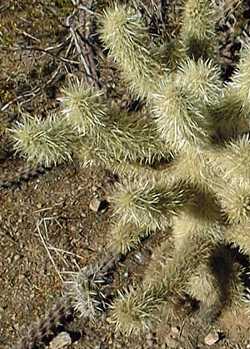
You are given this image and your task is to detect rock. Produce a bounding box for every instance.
[123,271,129,278]
[204,331,220,346]
[89,198,109,213]
[89,197,102,212]
[49,332,72,349]
[171,326,180,336]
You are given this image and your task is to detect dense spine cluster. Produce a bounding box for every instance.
[100,4,165,99]
[10,114,79,167]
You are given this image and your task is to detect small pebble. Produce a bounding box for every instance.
[204,331,220,346]
[123,271,129,278]
[13,255,20,263]
[49,332,72,349]
[89,197,102,212]
[171,326,180,336]
[89,198,108,213]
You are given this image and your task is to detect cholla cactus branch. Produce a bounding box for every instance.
[225,221,250,257]
[211,90,250,139]
[100,4,165,99]
[224,262,247,313]
[212,44,250,138]
[159,235,215,296]
[230,43,250,109]
[110,179,189,231]
[172,193,223,250]
[218,179,250,224]
[110,287,165,335]
[180,0,218,60]
[61,79,169,166]
[10,114,79,167]
[152,59,221,151]
[60,79,108,134]
[186,263,221,308]
[64,266,105,320]
[170,145,220,190]
[109,222,150,255]
[111,234,217,334]
[219,134,250,180]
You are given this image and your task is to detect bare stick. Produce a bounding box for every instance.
[36,219,64,283]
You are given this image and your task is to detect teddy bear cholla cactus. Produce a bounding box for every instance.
[9,0,250,335]
[100,2,250,333]
[10,113,80,167]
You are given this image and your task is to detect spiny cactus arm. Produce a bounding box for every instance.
[146,235,214,296]
[77,147,175,186]
[109,222,151,255]
[225,221,250,257]
[180,0,218,60]
[217,179,250,224]
[109,287,165,335]
[172,197,223,251]
[110,179,189,231]
[170,145,221,190]
[107,113,170,165]
[216,134,250,181]
[141,235,216,309]
[186,250,248,314]
[212,44,250,138]
[76,139,109,168]
[154,39,187,72]
[9,114,80,167]
[64,267,105,320]
[100,4,165,100]
[177,59,222,104]
[186,263,220,308]
[230,43,250,109]
[60,79,108,135]
[152,59,221,151]
[106,159,174,184]
[159,236,215,297]
[210,89,250,140]
[110,235,215,334]
[61,79,170,165]
[78,113,170,167]
[224,262,247,313]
